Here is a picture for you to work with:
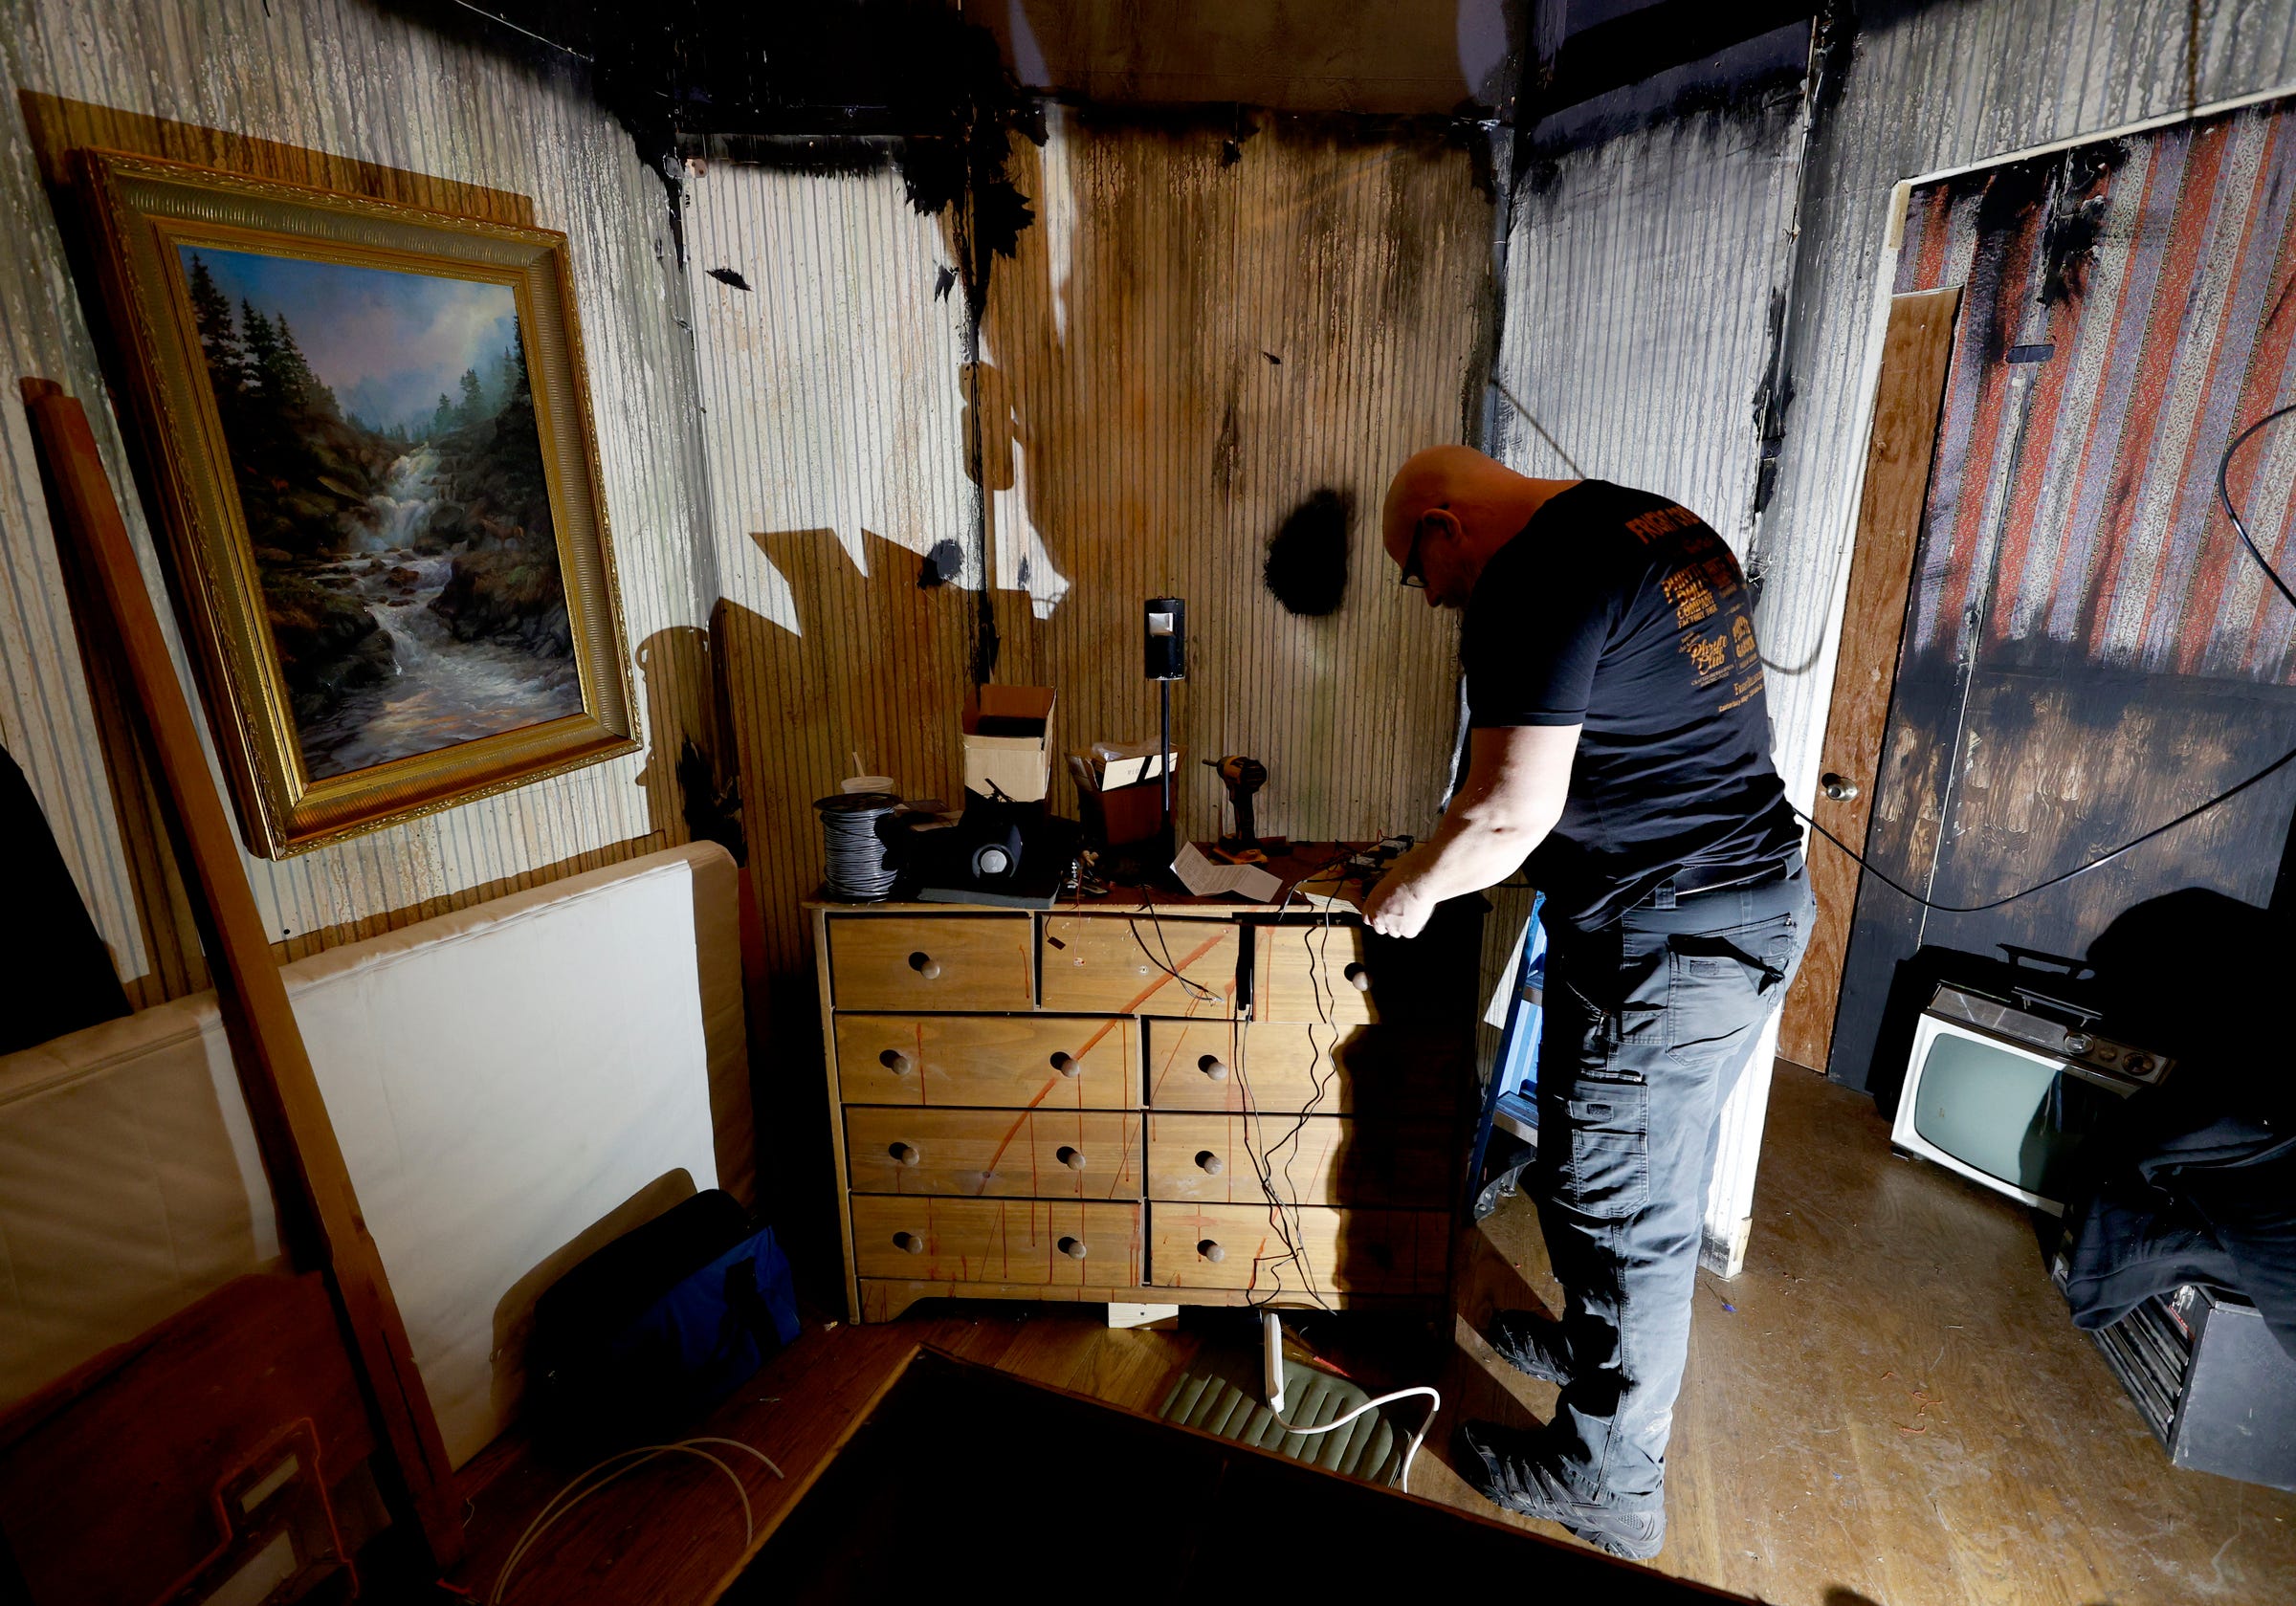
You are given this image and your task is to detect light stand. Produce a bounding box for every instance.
[1144,597,1185,867]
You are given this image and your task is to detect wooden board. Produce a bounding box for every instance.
[1778,287,1962,1073]
[826,913,1035,1012]
[0,1272,372,1606]
[1144,1018,1464,1112]
[1147,1203,1448,1294]
[20,385,460,1565]
[1145,1112,1452,1206]
[845,1108,1146,1199]
[1037,913,1240,1017]
[833,1013,1137,1107]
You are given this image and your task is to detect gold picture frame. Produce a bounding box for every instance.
[76,148,637,857]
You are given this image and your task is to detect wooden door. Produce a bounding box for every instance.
[1777,288,1961,1071]
[1819,104,2296,1093]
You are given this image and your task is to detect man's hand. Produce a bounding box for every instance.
[1362,858,1439,939]
[1361,725,1578,936]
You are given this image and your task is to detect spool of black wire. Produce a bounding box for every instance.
[817,793,900,900]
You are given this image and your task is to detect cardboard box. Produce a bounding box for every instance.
[961,685,1056,803]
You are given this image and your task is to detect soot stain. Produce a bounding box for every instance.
[918,539,965,588]
[934,264,959,301]
[1264,489,1354,617]
[2039,141,2125,308]
[706,267,753,291]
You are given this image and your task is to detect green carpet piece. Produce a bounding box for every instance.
[1158,1352,1404,1485]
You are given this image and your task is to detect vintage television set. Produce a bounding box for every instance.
[1890,980,2174,1214]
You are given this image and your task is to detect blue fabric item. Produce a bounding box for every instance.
[1467,893,1545,1211]
[605,1225,801,1423]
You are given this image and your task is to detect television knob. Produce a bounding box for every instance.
[2064,1032,2093,1055]
[2124,1053,2155,1076]
[1057,1236,1089,1261]
[1195,1150,1224,1176]
[1200,1055,1230,1082]
[1198,1239,1226,1263]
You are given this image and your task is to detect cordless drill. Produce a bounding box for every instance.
[1204,755,1269,863]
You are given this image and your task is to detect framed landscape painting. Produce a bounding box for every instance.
[77,149,636,856]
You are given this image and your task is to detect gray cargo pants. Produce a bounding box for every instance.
[1534,868,1813,1505]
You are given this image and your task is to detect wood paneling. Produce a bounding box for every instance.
[833,1013,1137,1108]
[1777,288,1960,1072]
[688,117,1492,997]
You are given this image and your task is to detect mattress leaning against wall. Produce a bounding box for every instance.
[0,842,751,1468]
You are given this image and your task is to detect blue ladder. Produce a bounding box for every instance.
[1465,891,1544,1216]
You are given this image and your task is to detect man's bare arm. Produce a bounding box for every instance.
[1360,724,1578,938]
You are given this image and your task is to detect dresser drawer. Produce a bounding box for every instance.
[1148,1203,1447,1294]
[835,1015,1137,1108]
[848,1108,1144,1199]
[1039,914,1240,1017]
[1144,1020,1465,1113]
[1252,923,1378,1024]
[1144,1114,1451,1207]
[828,914,1034,1012]
[851,1197,1141,1285]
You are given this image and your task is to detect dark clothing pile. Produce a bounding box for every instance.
[2060,890,2296,1361]
[2059,1098,2296,1361]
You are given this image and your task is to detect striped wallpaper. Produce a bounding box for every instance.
[1894,99,2296,682]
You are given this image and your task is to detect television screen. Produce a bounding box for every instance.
[1906,1025,2128,1204]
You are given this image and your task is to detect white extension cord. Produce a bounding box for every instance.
[1262,1310,1440,1492]
[489,1435,784,1604]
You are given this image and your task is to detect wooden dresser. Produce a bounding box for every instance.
[808,863,1479,1323]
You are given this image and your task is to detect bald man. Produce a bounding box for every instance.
[1361,446,1809,1559]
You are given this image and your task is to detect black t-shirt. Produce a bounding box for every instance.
[1462,479,1800,930]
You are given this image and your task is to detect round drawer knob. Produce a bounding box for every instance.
[1057,1145,1087,1171]
[893,1231,924,1254]
[890,1142,919,1167]
[1057,1235,1089,1261]
[1200,1054,1230,1082]
[908,952,942,980]
[1197,1239,1225,1264]
[1195,1150,1224,1176]
[1343,961,1371,992]
[1050,1052,1082,1078]
[880,1049,916,1075]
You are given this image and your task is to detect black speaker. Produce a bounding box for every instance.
[1144,597,1186,680]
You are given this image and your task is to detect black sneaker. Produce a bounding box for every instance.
[1485,1309,1573,1386]
[1455,1419,1666,1561]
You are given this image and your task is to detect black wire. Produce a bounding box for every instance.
[1232,846,1360,1312]
[1807,400,2296,913]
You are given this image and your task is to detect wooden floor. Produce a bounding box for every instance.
[448,1066,2296,1605]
